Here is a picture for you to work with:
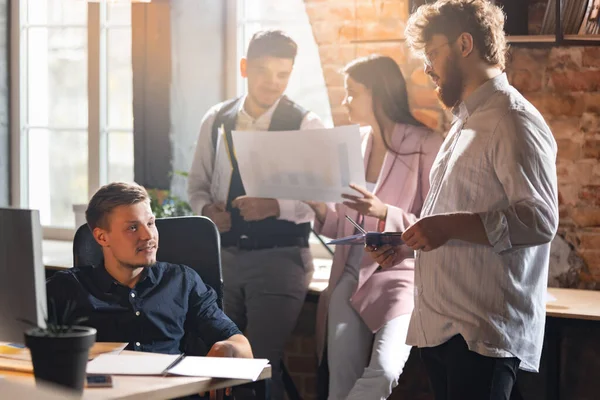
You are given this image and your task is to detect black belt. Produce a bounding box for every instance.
[224,235,309,250]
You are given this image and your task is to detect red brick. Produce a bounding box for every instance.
[301,337,316,354]
[305,3,355,22]
[580,250,600,276]
[354,42,407,65]
[583,139,600,159]
[579,185,600,207]
[285,337,301,354]
[583,93,600,113]
[571,207,600,228]
[332,109,350,126]
[543,94,585,117]
[556,139,582,160]
[577,230,600,249]
[303,376,318,396]
[322,64,345,87]
[508,69,542,92]
[327,86,347,109]
[548,47,583,70]
[286,356,318,374]
[318,44,357,65]
[551,70,600,93]
[560,184,580,206]
[354,1,409,24]
[549,118,580,139]
[413,108,441,131]
[409,86,440,109]
[506,48,549,71]
[410,66,431,87]
[359,20,406,41]
[581,112,600,134]
[582,47,600,68]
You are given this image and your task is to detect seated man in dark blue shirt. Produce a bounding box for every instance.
[47,182,252,359]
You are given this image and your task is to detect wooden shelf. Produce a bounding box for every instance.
[563,34,600,43]
[349,38,405,44]
[507,35,556,43]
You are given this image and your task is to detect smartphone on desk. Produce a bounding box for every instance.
[86,374,113,388]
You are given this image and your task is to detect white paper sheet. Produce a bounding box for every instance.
[210,124,234,204]
[86,353,179,375]
[232,125,366,203]
[168,356,270,381]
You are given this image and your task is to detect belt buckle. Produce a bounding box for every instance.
[237,235,250,250]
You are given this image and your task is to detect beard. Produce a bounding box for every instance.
[435,50,465,109]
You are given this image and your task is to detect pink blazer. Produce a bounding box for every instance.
[314,123,443,361]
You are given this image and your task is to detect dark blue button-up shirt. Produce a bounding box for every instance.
[46,262,241,354]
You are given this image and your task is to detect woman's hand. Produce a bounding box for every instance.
[342,183,388,220]
[365,244,399,269]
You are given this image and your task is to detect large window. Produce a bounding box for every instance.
[233,0,333,127]
[12,0,134,237]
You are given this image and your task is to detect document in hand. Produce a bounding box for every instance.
[328,232,404,247]
[232,125,366,203]
[86,354,270,381]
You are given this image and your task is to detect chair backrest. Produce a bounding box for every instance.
[72,216,224,309]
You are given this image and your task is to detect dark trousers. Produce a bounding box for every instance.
[420,335,520,400]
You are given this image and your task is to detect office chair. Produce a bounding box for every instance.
[72,216,270,399]
[73,216,224,309]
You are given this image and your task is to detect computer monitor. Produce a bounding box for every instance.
[0,208,47,343]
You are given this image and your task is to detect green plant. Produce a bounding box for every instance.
[20,299,87,336]
[147,170,193,218]
[148,188,193,218]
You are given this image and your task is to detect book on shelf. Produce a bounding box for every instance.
[541,0,600,36]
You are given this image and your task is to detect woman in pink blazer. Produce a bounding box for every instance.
[308,55,443,400]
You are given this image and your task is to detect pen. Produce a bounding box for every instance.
[161,353,186,377]
[345,215,367,234]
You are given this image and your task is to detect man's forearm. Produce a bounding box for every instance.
[447,212,491,246]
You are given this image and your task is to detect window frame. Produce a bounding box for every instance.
[10,2,133,240]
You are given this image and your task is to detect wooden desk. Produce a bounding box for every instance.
[0,352,272,400]
[541,288,600,400]
[546,287,600,321]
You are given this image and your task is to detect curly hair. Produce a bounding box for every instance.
[405,0,508,70]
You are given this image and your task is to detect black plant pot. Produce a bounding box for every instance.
[25,326,97,393]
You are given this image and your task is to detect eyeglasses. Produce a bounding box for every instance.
[424,42,450,67]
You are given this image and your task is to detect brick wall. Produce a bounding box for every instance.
[279,1,600,399]
[506,47,600,285]
[305,0,600,286]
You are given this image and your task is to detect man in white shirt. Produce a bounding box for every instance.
[371,1,558,399]
[187,30,323,400]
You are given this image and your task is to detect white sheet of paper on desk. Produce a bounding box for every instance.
[86,353,179,375]
[210,125,233,204]
[232,125,366,203]
[168,356,270,381]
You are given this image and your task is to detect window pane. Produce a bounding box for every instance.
[108,131,134,183]
[28,129,88,228]
[238,0,333,127]
[27,27,88,127]
[107,28,133,129]
[27,0,87,25]
[108,3,131,25]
